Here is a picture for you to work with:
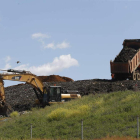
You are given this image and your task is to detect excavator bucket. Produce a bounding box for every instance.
[0,102,13,117]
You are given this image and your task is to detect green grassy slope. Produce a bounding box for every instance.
[0,90,140,139]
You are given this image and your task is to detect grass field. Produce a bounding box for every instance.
[0,90,140,139]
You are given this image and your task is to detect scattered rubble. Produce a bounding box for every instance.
[4,78,140,113]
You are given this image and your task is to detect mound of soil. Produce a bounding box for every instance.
[3,79,140,115]
[38,75,74,82]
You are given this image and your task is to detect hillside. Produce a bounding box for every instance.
[0,90,140,139]
[4,79,140,113]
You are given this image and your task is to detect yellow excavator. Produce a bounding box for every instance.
[0,69,81,116]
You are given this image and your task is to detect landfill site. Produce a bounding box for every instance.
[4,77,140,113]
[1,39,140,115]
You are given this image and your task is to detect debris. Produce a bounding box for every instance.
[3,78,140,114]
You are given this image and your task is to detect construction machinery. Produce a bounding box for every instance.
[0,69,81,116]
[110,39,140,80]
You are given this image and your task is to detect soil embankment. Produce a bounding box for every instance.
[4,77,140,112]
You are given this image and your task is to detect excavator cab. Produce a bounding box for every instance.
[30,86,62,107]
[48,86,61,102]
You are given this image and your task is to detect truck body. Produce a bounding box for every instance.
[110,39,140,80]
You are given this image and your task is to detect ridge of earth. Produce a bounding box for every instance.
[4,79,140,112]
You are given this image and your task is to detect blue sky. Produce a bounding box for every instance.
[0,0,139,87]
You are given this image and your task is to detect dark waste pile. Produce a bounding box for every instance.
[4,78,140,113]
[4,75,74,112]
[114,47,138,62]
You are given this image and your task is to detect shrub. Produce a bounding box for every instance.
[47,104,91,121]
[10,111,19,118]
[47,108,68,121]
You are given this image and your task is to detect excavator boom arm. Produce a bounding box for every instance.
[0,73,44,105]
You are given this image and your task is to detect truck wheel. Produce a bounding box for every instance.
[132,73,136,80]
[136,73,140,80]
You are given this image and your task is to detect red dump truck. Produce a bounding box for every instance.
[110,39,140,80]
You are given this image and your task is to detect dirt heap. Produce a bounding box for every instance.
[114,47,138,62]
[3,79,140,114]
[38,75,74,82]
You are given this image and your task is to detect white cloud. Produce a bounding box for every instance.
[32,33,50,39]
[56,41,70,49]
[14,54,79,75]
[14,64,30,70]
[44,41,70,49]
[32,32,69,50]
[5,56,11,63]
[32,33,50,47]
[2,56,11,70]
[44,43,55,49]
[4,63,11,69]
